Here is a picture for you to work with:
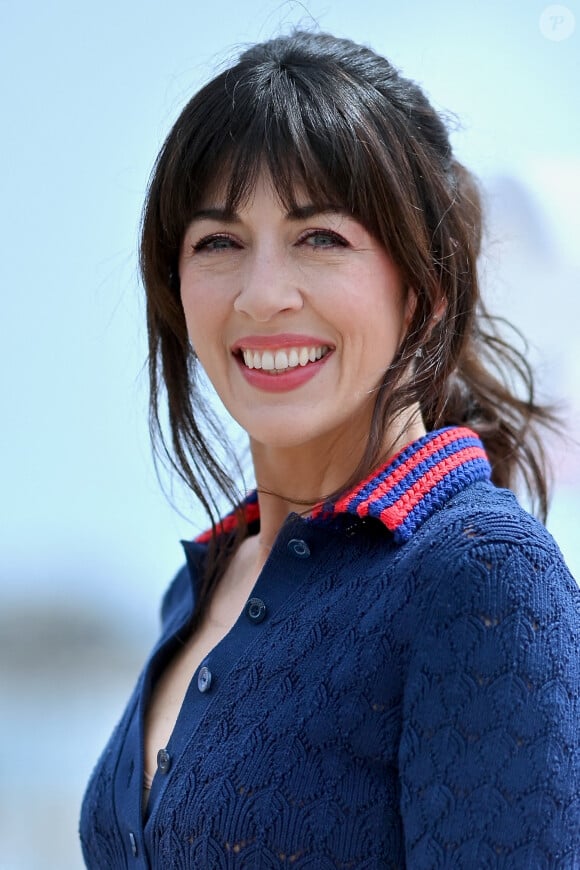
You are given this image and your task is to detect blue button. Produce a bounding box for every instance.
[157,748,171,774]
[246,597,267,623]
[129,831,138,857]
[288,538,310,558]
[198,665,212,693]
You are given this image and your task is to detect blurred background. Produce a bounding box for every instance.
[1,0,578,866]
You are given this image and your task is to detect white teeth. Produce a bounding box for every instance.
[274,350,289,370]
[261,350,275,371]
[239,345,330,372]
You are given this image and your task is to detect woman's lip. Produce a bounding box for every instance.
[234,350,333,392]
[231,333,334,351]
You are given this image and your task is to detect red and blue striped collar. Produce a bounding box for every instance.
[195,426,491,546]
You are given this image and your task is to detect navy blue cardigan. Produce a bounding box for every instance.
[80,428,580,867]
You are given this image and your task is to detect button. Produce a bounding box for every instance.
[129,831,138,857]
[246,597,267,623]
[157,748,171,774]
[198,665,212,692]
[287,538,310,558]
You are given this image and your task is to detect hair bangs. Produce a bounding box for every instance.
[164,60,399,250]
[222,113,350,219]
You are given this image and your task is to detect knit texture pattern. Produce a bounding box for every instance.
[80,442,580,868]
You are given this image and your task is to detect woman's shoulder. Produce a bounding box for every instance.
[417,479,551,544]
[403,479,579,633]
[411,479,572,571]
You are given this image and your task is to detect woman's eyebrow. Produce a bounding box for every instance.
[286,204,348,220]
[187,204,348,223]
[188,207,239,223]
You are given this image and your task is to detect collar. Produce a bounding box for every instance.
[195,426,491,546]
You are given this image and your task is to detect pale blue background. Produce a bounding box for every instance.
[1,1,578,867]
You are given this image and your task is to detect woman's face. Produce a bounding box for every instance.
[178,173,415,453]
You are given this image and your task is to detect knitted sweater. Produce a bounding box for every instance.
[79,427,580,868]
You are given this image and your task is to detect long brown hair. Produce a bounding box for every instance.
[140,30,556,595]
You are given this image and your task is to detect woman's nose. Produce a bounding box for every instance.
[233,250,304,321]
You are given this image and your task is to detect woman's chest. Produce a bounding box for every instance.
[144,540,266,789]
[143,570,406,818]
[81,527,411,866]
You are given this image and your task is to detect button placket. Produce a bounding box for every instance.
[127,520,320,863]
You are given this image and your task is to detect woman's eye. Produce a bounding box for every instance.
[193,234,239,253]
[300,230,348,249]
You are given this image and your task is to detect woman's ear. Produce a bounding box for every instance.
[402,288,446,336]
[430,297,447,332]
[432,298,446,322]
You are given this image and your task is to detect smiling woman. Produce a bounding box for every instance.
[80,30,580,869]
[178,175,417,453]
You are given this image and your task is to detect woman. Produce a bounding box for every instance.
[80,31,580,868]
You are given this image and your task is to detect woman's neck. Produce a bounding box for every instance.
[249,406,426,552]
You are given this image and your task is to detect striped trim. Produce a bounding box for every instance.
[195,490,260,544]
[312,426,491,543]
[195,427,491,546]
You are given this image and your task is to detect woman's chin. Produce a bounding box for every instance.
[227,408,330,452]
